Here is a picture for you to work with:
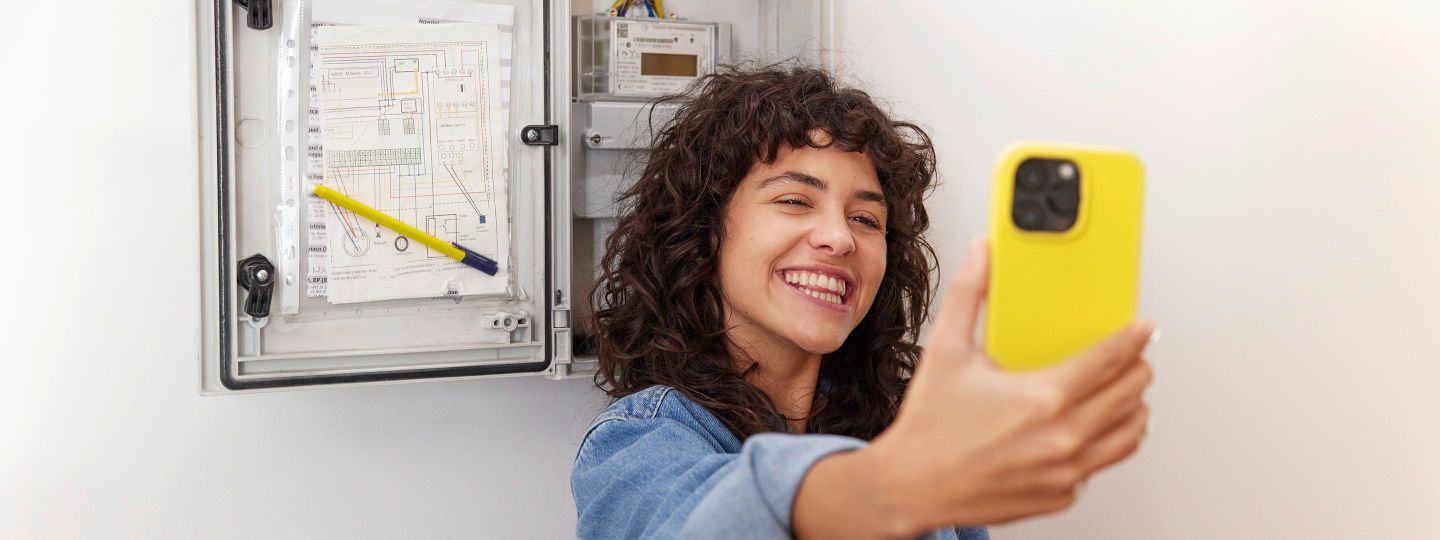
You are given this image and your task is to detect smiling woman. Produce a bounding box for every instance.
[591,66,939,442]
[571,64,1154,539]
[572,63,966,537]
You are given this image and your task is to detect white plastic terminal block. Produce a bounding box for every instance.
[481,311,530,333]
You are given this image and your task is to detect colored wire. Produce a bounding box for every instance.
[644,0,657,18]
[653,0,665,18]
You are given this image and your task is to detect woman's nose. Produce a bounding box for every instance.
[808,214,856,257]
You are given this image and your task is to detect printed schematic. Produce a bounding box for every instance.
[312,24,509,304]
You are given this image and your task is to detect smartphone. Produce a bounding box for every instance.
[984,143,1145,372]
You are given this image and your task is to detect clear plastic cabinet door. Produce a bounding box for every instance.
[196,0,576,393]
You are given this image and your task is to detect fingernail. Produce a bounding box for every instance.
[1148,328,1163,346]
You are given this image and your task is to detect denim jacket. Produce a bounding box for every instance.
[571,385,990,539]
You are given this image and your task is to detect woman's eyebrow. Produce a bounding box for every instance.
[759,171,887,205]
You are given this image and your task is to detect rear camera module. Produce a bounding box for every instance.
[1012,158,1080,232]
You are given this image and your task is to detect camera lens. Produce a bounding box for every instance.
[1047,190,1079,213]
[1013,200,1048,230]
[1016,161,1050,193]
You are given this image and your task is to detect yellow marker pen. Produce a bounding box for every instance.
[310,184,498,276]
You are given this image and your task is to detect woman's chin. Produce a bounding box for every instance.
[788,332,849,356]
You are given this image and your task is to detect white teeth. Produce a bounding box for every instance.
[782,270,848,300]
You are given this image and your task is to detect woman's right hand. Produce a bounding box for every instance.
[869,237,1156,531]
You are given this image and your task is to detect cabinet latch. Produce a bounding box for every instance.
[237,254,276,322]
[520,125,559,146]
[233,0,274,30]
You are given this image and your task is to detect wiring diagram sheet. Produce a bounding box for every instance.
[313,23,510,303]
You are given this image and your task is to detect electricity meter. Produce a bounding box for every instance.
[574,15,727,100]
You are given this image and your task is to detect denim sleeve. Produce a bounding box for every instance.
[571,416,866,539]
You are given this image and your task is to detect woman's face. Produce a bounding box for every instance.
[718,142,888,358]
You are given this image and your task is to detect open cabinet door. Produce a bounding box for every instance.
[197,0,579,393]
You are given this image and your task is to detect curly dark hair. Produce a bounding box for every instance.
[590,63,938,441]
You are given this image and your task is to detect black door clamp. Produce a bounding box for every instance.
[237,254,276,321]
[520,125,559,146]
[234,0,274,30]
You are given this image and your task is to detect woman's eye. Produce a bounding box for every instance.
[851,215,884,230]
[777,198,811,207]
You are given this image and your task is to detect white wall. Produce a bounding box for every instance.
[0,2,606,538]
[833,1,1440,538]
[8,1,1440,538]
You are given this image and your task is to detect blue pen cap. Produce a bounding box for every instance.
[451,243,499,275]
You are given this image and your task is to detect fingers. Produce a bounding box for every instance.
[1040,321,1155,406]
[1003,402,1150,499]
[928,236,990,352]
[1075,402,1150,477]
[1065,357,1152,443]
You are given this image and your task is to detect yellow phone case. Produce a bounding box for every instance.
[984,143,1145,372]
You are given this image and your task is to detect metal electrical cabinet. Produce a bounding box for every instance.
[197,0,827,393]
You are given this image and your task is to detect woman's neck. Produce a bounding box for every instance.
[752,357,822,434]
[727,330,823,434]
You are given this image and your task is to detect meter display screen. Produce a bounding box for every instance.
[640,53,698,77]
